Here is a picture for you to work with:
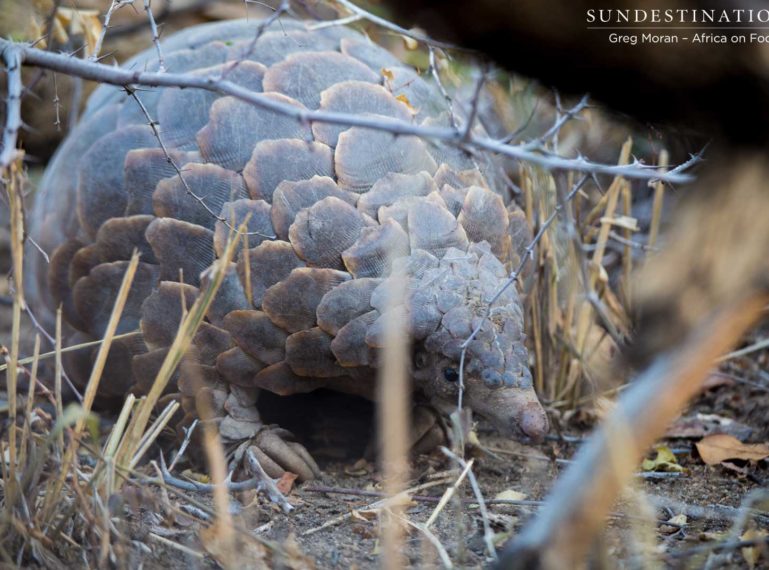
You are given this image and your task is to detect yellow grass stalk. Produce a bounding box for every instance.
[5,159,25,507]
[0,331,138,372]
[18,335,40,470]
[648,150,669,249]
[55,308,64,450]
[574,138,632,354]
[42,251,140,521]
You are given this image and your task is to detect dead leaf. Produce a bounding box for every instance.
[395,94,416,113]
[276,471,298,495]
[381,68,395,82]
[666,413,753,440]
[401,34,419,50]
[641,446,685,472]
[494,489,527,501]
[55,8,102,56]
[742,528,768,569]
[667,514,687,526]
[695,434,769,465]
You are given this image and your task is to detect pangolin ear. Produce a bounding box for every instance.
[289,196,368,269]
[270,176,357,241]
[317,277,382,335]
[153,163,247,231]
[285,327,347,377]
[145,217,215,286]
[125,148,196,215]
[197,94,312,171]
[406,195,469,257]
[357,171,437,220]
[72,261,160,338]
[458,186,511,259]
[342,218,410,279]
[77,125,159,237]
[213,198,274,257]
[335,124,438,193]
[236,240,305,309]
[262,267,351,333]
[331,310,380,367]
[263,51,379,110]
[313,81,412,147]
[222,309,287,365]
[243,139,334,203]
[140,280,199,349]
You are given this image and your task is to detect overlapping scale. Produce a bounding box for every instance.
[197,94,312,171]
[263,51,379,109]
[313,81,412,147]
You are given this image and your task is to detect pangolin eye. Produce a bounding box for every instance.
[443,367,459,382]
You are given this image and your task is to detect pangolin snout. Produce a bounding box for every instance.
[466,387,549,444]
[514,401,549,443]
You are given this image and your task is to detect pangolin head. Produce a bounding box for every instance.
[369,241,549,443]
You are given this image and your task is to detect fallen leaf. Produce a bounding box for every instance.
[276,471,298,495]
[667,514,687,526]
[401,34,418,50]
[696,434,769,465]
[395,94,416,113]
[742,528,768,569]
[494,489,527,501]
[641,446,685,472]
[381,68,395,82]
[666,413,753,440]
[55,8,102,56]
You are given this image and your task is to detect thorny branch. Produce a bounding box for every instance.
[90,0,133,62]
[0,39,697,185]
[143,0,166,72]
[0,48,23,169]
[332,0,457,50]
[125,86,275,238]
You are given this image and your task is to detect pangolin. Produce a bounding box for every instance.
[25,17,548,480]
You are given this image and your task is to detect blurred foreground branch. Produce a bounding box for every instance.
[497,291,769,568]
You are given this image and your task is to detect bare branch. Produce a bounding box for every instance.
[1,47,23,169]
[125,86,274,238]
[143,0,166,72]
[90,0,133,62]
[1,38,696,184]
[333,0,458,49]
